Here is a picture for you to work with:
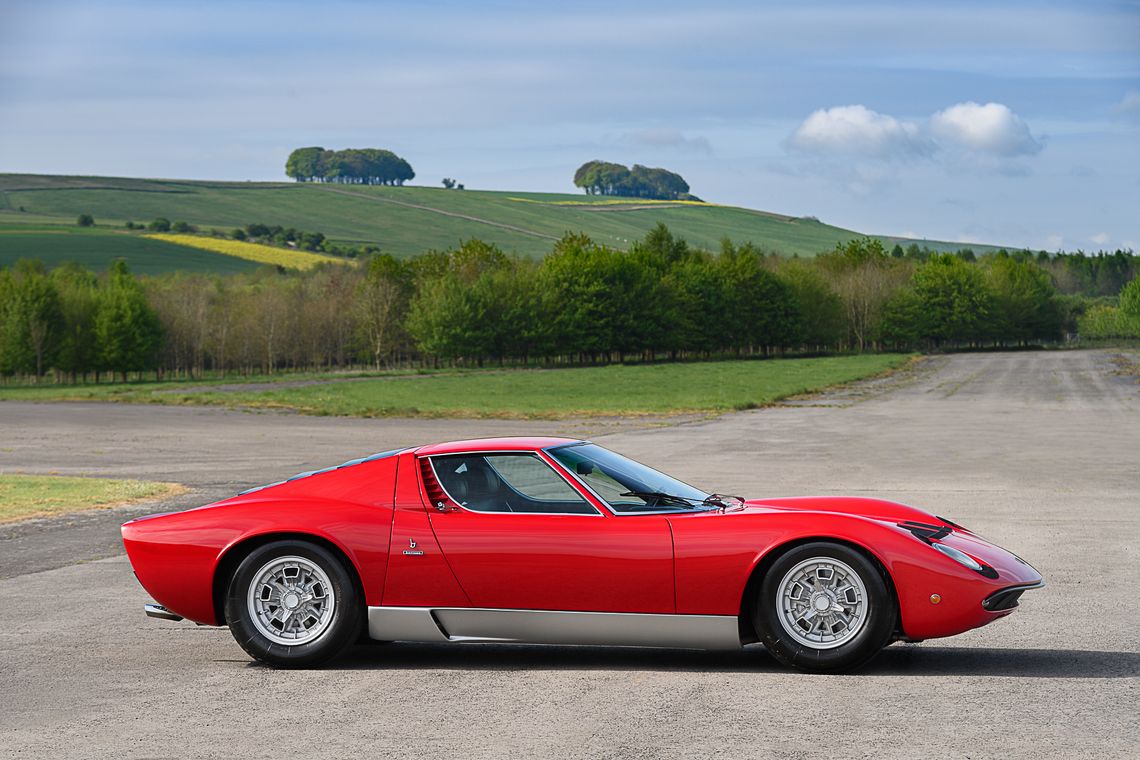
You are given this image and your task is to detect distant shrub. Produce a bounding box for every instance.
[231,228,247,241]
[148,218,171,232]
[171,220,196,233]
[1078,303,1140,339]
[124,221,139,230]
[77,214,95,227]
[298,231,325,251]
[1121,278,1140,324]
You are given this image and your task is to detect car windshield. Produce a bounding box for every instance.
[547,442,710,513]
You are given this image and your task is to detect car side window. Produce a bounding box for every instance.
[430,454,596,514]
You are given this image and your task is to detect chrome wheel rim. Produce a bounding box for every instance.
[247,555,336,645]
[776,556,869,650]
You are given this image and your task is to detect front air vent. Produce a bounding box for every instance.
[898,520,952,544]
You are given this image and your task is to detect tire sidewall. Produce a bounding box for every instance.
[755,542,895,673]
[225,540,361,667]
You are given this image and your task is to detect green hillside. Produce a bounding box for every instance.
[0,173,999,268]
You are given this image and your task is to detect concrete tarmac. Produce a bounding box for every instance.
[0,350,1136,758]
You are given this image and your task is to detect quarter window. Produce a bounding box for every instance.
[430,453,596,514]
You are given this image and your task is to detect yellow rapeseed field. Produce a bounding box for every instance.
[146,233,348,270]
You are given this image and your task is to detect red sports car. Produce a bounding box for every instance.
[123,437,1043,672]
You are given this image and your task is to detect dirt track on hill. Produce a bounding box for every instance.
[0,349,1136,759]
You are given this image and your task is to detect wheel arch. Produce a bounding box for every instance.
[736,535,901,643]
[212,531,367,626]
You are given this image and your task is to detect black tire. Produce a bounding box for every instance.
[753,541,896,674]
[225,540,363,668]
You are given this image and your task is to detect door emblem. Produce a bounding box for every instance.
[403,538,424,557]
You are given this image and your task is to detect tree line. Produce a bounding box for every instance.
[573,161,695,201]
[0,260,161,380]
[285,147,415,185]
[1,226,1137,382]
[884,242,1137,297]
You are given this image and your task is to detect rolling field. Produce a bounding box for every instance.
[0,354,910,418]
[0,225,262,274]
[0,173,999,264]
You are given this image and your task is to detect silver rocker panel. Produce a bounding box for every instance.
[368,606,741,650]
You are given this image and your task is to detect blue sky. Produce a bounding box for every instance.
[1,0,1137,250]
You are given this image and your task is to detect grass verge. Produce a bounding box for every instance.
[0,474,186,523]
[0,354,912,419]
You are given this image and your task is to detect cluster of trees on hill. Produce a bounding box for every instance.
[573,161,694,200]
[226,222,329,251]
[285,147,414,185]
[3,226,1137,381]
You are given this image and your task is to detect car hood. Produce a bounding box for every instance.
[742,495,943,525]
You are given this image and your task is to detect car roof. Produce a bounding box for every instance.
[413,436,583,456]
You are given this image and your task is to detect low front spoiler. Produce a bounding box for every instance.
[981,579,1046,612]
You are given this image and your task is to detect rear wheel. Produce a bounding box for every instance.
[753,542,895,673]
[225,540,362,668]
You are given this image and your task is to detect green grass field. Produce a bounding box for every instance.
[0,474,185,523]
[0,355,911,418]
[0,173,999,267]
[0,224,262,274]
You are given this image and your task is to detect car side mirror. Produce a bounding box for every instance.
[576,462,594,476]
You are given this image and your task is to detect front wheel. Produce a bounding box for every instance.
[754,542,896,673]
[225,540,362,668]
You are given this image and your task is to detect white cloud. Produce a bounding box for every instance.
[1090,232,1110,245]
[787,105,932,159]
[788,101,1043,162]
[929,102,1042,156]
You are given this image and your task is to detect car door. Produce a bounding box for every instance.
[421,451,675,613]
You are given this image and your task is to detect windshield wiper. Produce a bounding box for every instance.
[619,491,718,509]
